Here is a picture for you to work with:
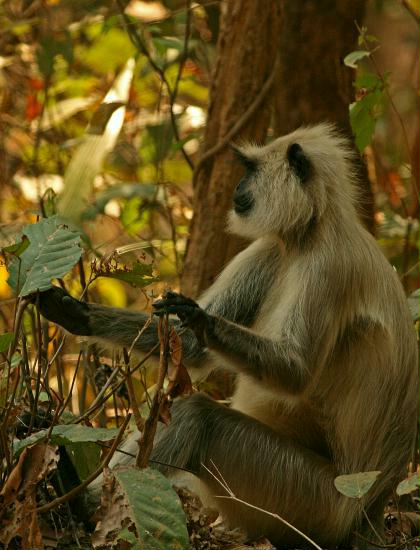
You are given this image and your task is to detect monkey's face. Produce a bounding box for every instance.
[228,136,316,241]
[228,124,353,241]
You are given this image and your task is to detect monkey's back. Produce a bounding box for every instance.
[231,224,417,494]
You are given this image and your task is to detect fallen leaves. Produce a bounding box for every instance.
[0,444,59,550]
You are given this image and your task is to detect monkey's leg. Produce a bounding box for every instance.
[151,393,368,547]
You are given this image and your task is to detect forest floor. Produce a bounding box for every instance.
[34,484,419,550]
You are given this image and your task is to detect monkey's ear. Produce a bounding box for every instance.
[287,143,312,184]
[230,144,257,172]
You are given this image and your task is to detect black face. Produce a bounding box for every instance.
[232,148,256,215]
[287,143,312,184]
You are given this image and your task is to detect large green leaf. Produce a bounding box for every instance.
[114,467,189,550]
[13,424,119,455]
[334,471,381,499]
[7,217,81,297]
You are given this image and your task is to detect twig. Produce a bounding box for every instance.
[168,0,193,169]
[45,334,66,374]
[193,56,279,183]
[202,460,324,550]
[8,297,31,360]
[136,315,169,468]
[362,507,385,544]
[353,531,393,548]
[57,351,82,417]
[123,348,145,432]
[36,413,131,513]
[28,296,45,434]
[115,0,193,169]
[20,333,35,406]
[75,342,160,424]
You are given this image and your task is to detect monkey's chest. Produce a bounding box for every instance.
[251,278,300,338]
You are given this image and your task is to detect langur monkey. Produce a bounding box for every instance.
[39,124,418,547]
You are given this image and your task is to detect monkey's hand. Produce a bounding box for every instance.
[152,291,212,347]
[36,286,91,335]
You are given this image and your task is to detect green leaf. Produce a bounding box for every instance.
[41,188,58,218]
[7,217,81,297]
[13,424,119,456]
[2,235,30,256]
[153,36,183,54]
[334,471,381,498]
[66,441,101,480]
[396,472,419,496]
[36,33,73,77]
[36,37,55,77]
[98,262,156,288]
[344,50,371,69]
[354,72,381,90]
[349,87,384,153]
[0,333,14,353]
[120,197,152,236]
[146,121,175,163]
[114,467,189,550]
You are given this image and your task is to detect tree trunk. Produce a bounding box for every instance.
[181,0,282,297]
[274,0,375,231]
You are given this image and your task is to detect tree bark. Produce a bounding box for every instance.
[274,0,375,231]
[181,0,282,297]
[182,0,375,298]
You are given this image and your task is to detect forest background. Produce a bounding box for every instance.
[0,0,418,549]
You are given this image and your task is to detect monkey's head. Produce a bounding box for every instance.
[228,123,357,241]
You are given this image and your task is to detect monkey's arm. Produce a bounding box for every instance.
[37,239,280,363]
[37,287,205,363]
[153,292,310,394]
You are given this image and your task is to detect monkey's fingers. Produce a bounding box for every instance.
[153,292,198,310]
[152,304,198,321]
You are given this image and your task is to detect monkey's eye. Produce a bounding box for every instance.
[287,143,311,184]
[232,147,257,172]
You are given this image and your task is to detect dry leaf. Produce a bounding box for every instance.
[92,468,137,550]
[167,327,193,399]
[0,443,59,550]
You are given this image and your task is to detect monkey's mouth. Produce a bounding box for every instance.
[233,192,254,214]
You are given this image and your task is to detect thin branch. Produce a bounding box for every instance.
[124,348,145,432]
[57,351,82,417]
[362,507,385,545]
[36,413,131,514]
[193,56,279,183]
[202,461,323,550]
[115,0,194,169]
[136,315,169,468]
[75,342,160,424]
